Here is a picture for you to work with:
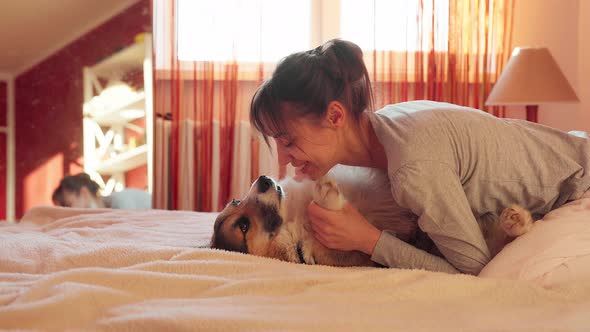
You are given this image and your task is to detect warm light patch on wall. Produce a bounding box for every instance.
[24,153,64,210]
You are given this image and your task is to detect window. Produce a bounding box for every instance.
[177,0,311,62]
[340,0,449,52]
[176,0,452,64]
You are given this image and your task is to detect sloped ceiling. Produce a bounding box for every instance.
[0,0,140,75]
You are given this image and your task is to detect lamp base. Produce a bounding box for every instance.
[526,105,538,123]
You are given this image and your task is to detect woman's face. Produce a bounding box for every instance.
[273,115,340,181]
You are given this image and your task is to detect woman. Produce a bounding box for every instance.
[52,173,152,210]
[249,39,590,275]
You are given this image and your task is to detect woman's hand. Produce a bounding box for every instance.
[307,202,382,255]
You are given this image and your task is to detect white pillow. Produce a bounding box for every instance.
[479,197,590,288]
[568,130,589,139]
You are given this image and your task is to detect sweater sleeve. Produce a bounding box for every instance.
[372,161,491,275]
[371,230,460,273]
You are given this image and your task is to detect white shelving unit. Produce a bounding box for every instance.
[0,73,15,222]
[95,144,149,174]
[86,91,146,125]
[83,34,153,195]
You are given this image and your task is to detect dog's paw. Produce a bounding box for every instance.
[312,177,346,210]
[499,204,534,237]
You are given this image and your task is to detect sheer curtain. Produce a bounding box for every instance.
[152,0,306,211]
[153,0,514,212]
[342,0,514,115]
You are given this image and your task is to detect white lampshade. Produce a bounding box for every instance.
[486,47,579,105]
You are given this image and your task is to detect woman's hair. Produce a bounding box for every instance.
[250,39,373,145]
[52,173,101,206]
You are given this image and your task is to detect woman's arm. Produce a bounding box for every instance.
[370,230,459,273]
[389,161,492,275]
[307,199,460,274]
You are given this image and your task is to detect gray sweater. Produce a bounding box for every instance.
[368,101,590,274]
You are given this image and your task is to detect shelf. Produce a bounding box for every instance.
[82,34,153,195]
[95,144,148,174]
[90,40,146,79]
[85,91,146,125]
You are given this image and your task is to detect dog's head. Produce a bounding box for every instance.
[211,175,286,257]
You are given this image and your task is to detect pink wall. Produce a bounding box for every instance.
[0,81,6,219]
[578,0,590,131]
[507,0,588,133]
[14,0,150,218]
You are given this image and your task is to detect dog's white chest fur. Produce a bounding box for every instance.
[272,166,414,266]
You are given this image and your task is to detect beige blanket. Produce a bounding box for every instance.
[1,206,589,331]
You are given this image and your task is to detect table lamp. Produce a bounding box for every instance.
[485,47,579,122]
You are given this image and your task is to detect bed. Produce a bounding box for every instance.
[1,199,590,331]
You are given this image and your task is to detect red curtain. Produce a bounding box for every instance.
[153,0,514,212]
[153,0,274,211]
[362,0,514,115]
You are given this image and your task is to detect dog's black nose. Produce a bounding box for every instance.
[257,175,273,193]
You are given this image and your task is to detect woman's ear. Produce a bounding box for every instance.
[325,101,347,128]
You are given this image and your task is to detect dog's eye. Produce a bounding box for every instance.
[230,199,241,206]
[235,217,250,234]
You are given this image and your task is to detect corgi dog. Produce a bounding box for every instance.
[211,166,533,267]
